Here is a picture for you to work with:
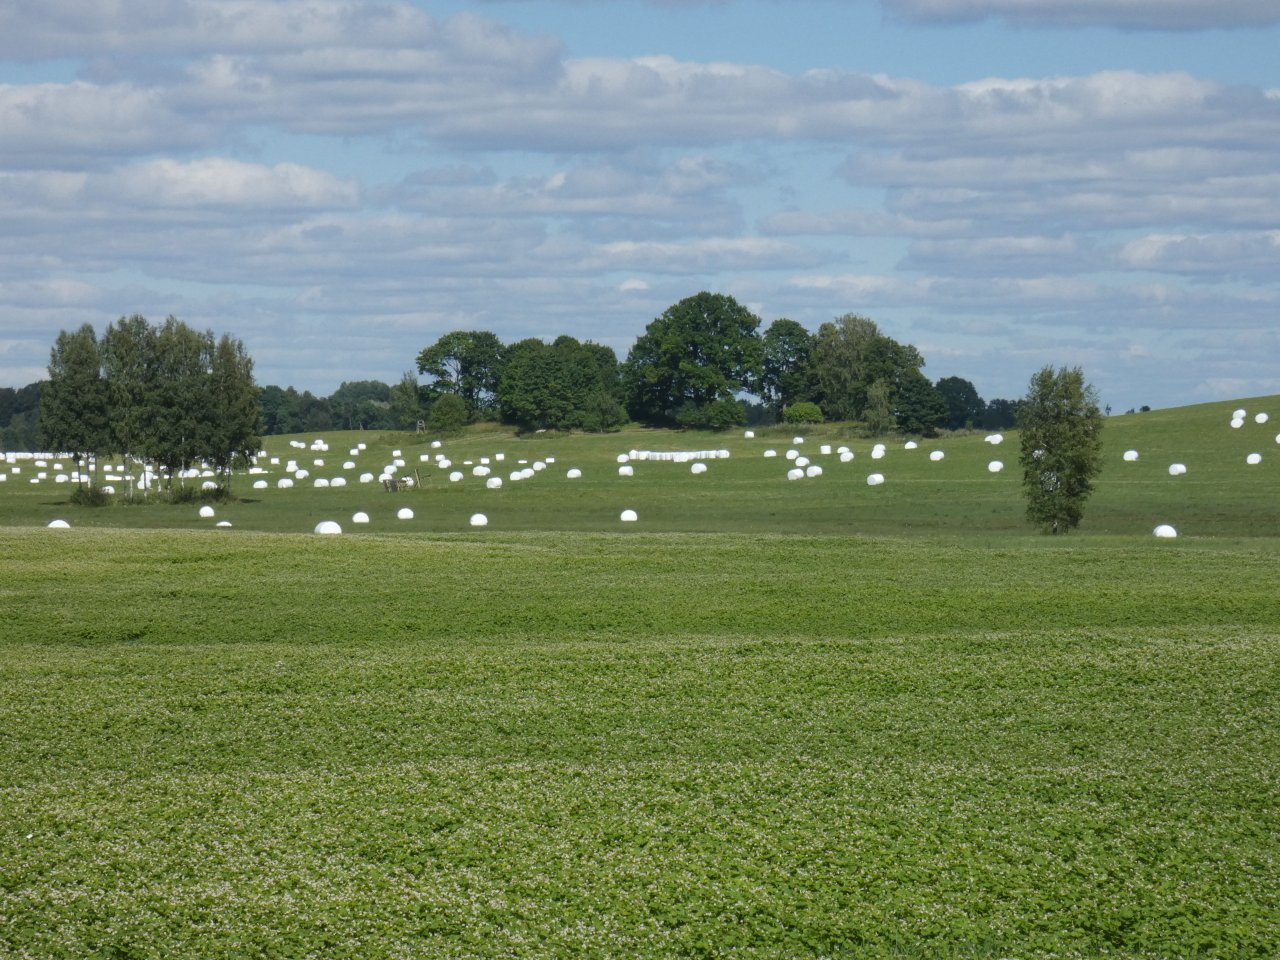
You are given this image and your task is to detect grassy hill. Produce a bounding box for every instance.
[2,393,1277,537]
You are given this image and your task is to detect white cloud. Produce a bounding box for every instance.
[107,158,360,210]
[884,0,1280,30]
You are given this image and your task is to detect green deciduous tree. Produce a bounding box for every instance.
[330,380,393,431]
[811,314,880,421]
[206,333,263,483]
[894,367,948,437]
[935,376,986,431]
[623,291,763,427]
[759,318,815,417]
[426,392,468,436]
[40,324,109,483]
[1018,366,1104,534]
[498,336,625,432]
[416,331,504,417]
[389,372,424,431]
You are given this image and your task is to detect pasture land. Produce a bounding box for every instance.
[2,526,1278,958]
[1,394,1277,538]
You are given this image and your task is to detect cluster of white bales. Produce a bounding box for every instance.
[22,404,1275,533]
[1150,407,1271,538]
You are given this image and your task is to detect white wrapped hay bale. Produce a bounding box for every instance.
[787,468,804,481]
[691,462,708,474]
[805,464,823,477]
[253,480,268,490]
[618,465,634,477]
[763,449,777,458]
[988,461,1003,473]
[331,477,347,488]
[470,513,488,527]
[616,454,630,464]
[352,512,370,524]
[566,468,582,479]
[820,444,832,455]
[486,477,503,489]
[360,473,374,483]
[619,509,638,522]
[1246,453,1262,465]
[343,461,356,470]
[198,505,215,519]
[985,434,1003,444]
[840,451,855,463]
[277,478,294,489]
[1231,417,1244,429]
[314,478,329,488]
[929,450,945,462]
[1123,450,1139,462]
[867,473,885,486]
[47,519,71,529]
[795,456,810,468]
[1168,463,1187,476]
[397,507,414,520]
[216,521,232,528]
[314,521,342,535]
[871,444,886,460]
[1255,412,1270,424]
[904,441,918,450]
[449,471,464,483]
[744,430,755,439]
[1153,524,1178,538]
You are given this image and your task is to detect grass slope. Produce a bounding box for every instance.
[2,394,1277,537]
[2,528,1278,958]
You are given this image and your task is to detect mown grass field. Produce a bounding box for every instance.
[2,397,1278,957]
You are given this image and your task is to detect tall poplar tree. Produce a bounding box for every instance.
[1018,366,1104,533]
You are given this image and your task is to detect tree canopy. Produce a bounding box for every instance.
[623,291,763,427]
[41,315,262,490]
[1018,366,1104,533]
[416,331,505,417]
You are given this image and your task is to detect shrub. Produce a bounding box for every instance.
[69,484,112,507]
[676,398,745,430]
[783,402,824,425]
[427,394,469,435]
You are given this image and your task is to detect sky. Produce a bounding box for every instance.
[2,0,1278,412]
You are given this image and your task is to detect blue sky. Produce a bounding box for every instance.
[2,0,1278,412]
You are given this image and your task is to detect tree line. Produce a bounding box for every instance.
[33,315,260,491]
[324,292,1020,437]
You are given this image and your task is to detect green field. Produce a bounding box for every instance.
[2,398,1278,957]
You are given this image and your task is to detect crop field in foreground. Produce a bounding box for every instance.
[2,526,1278,958]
